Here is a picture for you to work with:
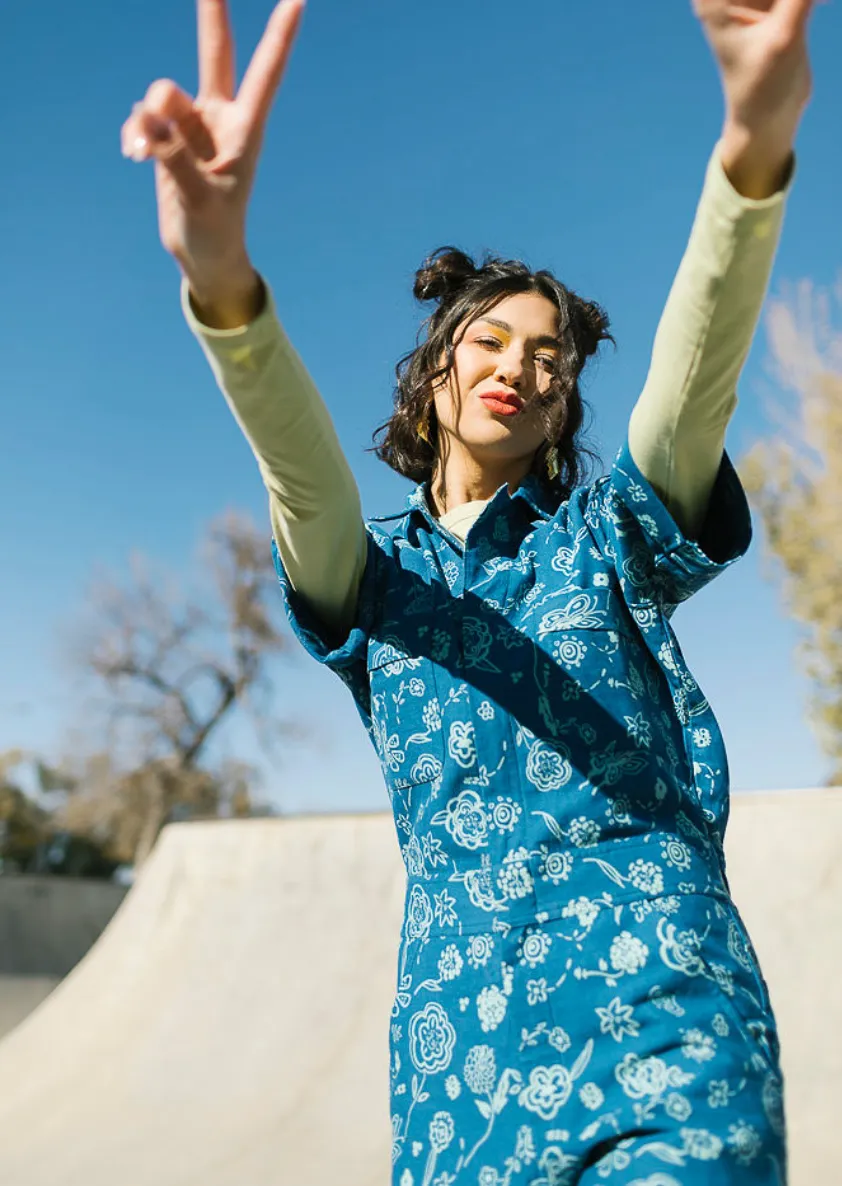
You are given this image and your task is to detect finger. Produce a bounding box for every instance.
[139,113,210,208]
[773,0,818,36]
[144,79,217,163]
[198,0,236,101]
[237,0,305,143]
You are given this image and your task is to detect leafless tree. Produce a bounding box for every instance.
[52,510,299,865]
[739,276,842,785]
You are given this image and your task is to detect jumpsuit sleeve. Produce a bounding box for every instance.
[626,140,793,543]
[601,441,752,612]
[180,274,368,643]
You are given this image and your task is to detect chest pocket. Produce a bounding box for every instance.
[532,585,637,679]
[367,636,446,791]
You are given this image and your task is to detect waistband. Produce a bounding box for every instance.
[401,832,730,939]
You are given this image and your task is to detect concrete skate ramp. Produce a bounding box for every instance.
[0,813,406,1186]
[0,792,838,1185]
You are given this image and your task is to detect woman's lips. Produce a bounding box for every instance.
[479,396,522,417]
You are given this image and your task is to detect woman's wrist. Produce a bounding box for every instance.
[718,118,797,200]
[182,253,265,330]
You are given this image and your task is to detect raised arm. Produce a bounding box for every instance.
[629,0,816,541]
[120,0,367,637]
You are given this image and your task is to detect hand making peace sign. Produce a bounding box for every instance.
[121,0,305,316]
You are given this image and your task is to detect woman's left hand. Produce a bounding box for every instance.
[692,0,820,195]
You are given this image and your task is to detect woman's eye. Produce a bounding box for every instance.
[537,355,558,372]
[476,337,502,349]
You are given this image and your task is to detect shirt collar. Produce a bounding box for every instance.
[404,472,557,523]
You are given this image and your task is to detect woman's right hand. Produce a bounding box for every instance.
[121,0,305,320]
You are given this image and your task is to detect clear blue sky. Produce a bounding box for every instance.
[3,0,841,813]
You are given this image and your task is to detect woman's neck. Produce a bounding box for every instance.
[429,455,533,518]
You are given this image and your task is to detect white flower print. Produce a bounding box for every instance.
[657,642,679,675]
[497,849,533,900]
[466,934,494,969]
[624,712,652,749]
[422,699,442,732]
[405,885,433,942]
[518,1065,575,1121]
[579,1082,604,1110]
[709,961,735,996]
[595,997,640,1042]
[708,1079,731,1108]
[518,930,551,969]
[609,932,649,975]
[464,1045,497,1094]
[444,1074,461,1100]
[525,741,573,791]
[615,1052,692,1100]
[656,918,706,978]
[562,896,600,928]
[681,1028,716,1063]
[477,1170,498,1186]
[660,838,692,871]
[627,860,664,895]
[411,754,443,788]
[665,1092,692,1121]
[440,789,487,850]
[680,1128,724,1161]
[692,727,712,748]
[527,978,549,1005]
[437,945,463,981]
[489,797,521,833]
[370,639,423,677]
[408,678,425,696]
[399,1170,413,1186]
[477,985,508,1033]
[408,1002,456,1074]
[568,817,600,847]
[447,720,476,769]
[727,1121,762,1165]
[538,847,572,884]
[477,699,495,721]
[376,722,406,773]
[552,637,588,668]
[593,572,610,587]
[712,1013,730,1037]
[428,1112,454,1153]
[442,560,459,589]
[548,1027,572,1054]
[433,889,457,929]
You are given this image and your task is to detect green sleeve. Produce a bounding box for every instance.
[628,141,793,540]
[181,276,367,634]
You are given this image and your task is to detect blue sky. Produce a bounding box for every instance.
[3,0,841,814]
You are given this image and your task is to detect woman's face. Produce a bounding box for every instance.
[432,291,562,466]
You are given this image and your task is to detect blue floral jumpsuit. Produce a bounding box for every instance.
[273,438,786,1186]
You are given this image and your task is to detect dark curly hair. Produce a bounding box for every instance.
[370,246,614,503]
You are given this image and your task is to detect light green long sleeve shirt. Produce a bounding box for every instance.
[181,142,791,636]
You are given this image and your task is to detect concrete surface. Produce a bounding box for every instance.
[0,792,837,1185]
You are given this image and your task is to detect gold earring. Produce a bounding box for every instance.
[417,411,432,446]
[545,445,560,481]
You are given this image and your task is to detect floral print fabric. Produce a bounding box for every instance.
[272,437,786,1184]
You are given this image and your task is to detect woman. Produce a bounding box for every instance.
[122,1,815,1181]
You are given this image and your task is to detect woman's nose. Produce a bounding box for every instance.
[495,345,528,387]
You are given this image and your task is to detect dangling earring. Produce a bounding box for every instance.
[417,406,432,446]
[545,445,560,481]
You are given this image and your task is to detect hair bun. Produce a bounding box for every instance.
[414,247,479,303]
[570,296,612,359]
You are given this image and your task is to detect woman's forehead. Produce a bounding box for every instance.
[466,292,561,338]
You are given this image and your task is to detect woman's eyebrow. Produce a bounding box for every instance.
[477,316,561,350]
